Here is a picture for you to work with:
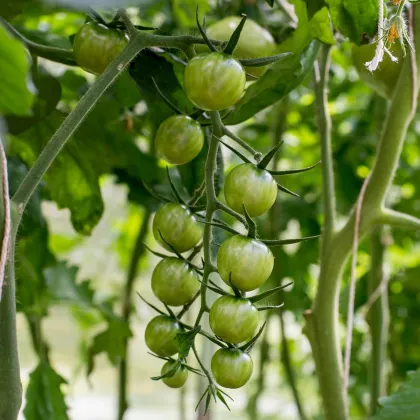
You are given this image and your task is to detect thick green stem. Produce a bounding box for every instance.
[308,7,420,420]
[0,206,21,420]
[117,209,151,420]
[367,227,389,415]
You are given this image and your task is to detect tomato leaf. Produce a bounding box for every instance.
[0,22,34,116]
[176,326,201,359]
[23,361,69,420]
[325,0,379,44]
[371,369,420,419]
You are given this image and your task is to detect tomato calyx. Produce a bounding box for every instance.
[239,322,266,353]
[228,272,245,298]
[223,14,247,55]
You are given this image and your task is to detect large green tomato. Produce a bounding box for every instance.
[224,163,277,217]
[217,235,274,292]
[197,16,276,78]
[73,21,128,75]
[144,315,181,356]
[151,258,200,306]
[161,361,188,388]
[153,203,203,253]
[155,115,204,165]
[352,43,404,99]
[209,295,259,344]
[211,348,253,389]
[184,52,246,111]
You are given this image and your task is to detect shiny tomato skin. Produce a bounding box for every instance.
[155,115,204,165]
[211,348,253,388]
[209,295,259,344]
[161,361,188,388]
[73,21,128,75]
[184,52,246,111]
[144,315,181,357]
[217,235,274,292]
[151,257,200,306]
[352,43,404,99]
[153,203,203,253]
[197,16,276,78]
[224,163,277,217]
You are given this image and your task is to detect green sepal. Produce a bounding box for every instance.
[166,167,187,205]
[239,52,292,68]
[152,78,183,115]
[262,234,320,247]
[257,303,284,311]
[243,204,257,238]
[276,182,299,197]
[239,322,266,353]
[257,140,284,169]
[248,282,293,303]
[223,14,247,55]
[268,160,321,175]
[196,6,217,52]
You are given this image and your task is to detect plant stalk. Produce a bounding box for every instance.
[117,209,151,420]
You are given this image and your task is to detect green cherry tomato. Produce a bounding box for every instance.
[352,43,404,99]
[209,295,259,344]
[224,163,277,217]
[211,348,253,389]
[184,52,246,111]
[153,203,203,253]
[144,315,181,357]
[197,16,276,78]
[217,235,274,292]
[161,361,188,388]
[152,258,200,306]
[73,21,128,75]
[155,115,204,165]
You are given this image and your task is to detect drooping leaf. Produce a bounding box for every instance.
[24,361,69,420]
[325,0,379,44]
[0,21,34,116]
[371,369,420,419]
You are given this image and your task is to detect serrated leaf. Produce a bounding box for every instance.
[0,21,34,116]
[23,361,69,420]
[371,370,420,419]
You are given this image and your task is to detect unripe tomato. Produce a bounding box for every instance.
[153,203,203,253]
[352,43,404,99]
[184,52,246,111]
[209,295,259,344]
[224,163,277,217]
[217,235,274,292]
[211,348,253,389]
[152,258,200,306]
[161,361,188,388]
[73,21,128,75]
[197,16,276,78]
[145,315,181,356]
[155,115,204,165]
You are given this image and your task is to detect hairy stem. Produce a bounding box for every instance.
[367,227,389,415]
[117,209,151,420]
[307,7,420,420]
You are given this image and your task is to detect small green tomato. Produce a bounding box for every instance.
[217,235,274,291]
[184,52,246,111]
[153,203,203,253]
[209,295,259,344]
[151,258,200,306]
[144,315,181,357]
[224,163,277,217]
[211,348,253,389]
[155,115,204,165]
[161,361,188,388]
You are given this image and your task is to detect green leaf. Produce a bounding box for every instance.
[87,319,132,376]
[309,7,335,44]
[0,22,34,116]
[325,0,379,44]
[23,361,69,420]
[176,326,201,359]
[371,369,420,419]
[225,41,320,125]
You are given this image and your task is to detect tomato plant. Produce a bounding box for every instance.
[152,203,203,253]
[155,115,204,165]
[73,21,128,75]
[144,316,181,357]
[209,295,259,344]
[224,163,277,217]
[197,16,276,78]
[161,361,188,388]
[151,257,200,306]
[217,234,274,291]
[211,348,253,389]
[184,52,246,111]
